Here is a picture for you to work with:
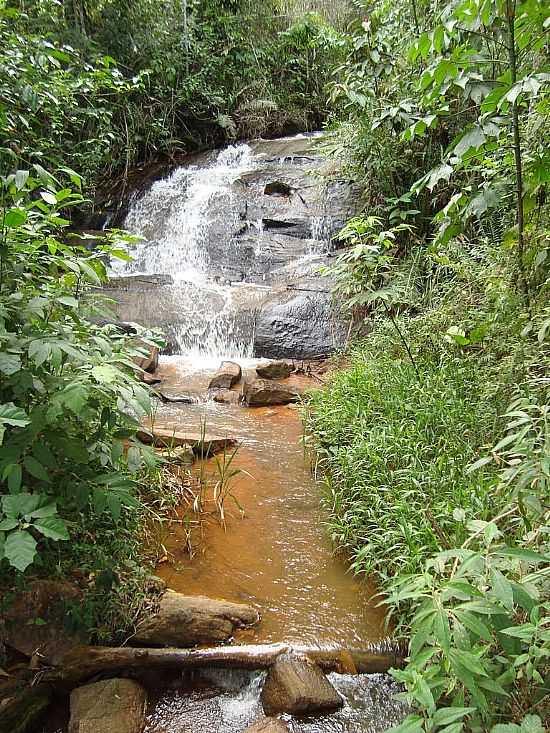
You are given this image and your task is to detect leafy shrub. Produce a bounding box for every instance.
[0,165,159,573]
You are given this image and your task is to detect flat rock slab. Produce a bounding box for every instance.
[244,718,290,732]
[69,678,146,733]
[133,591,260,646]
[243,379,300,407]
[255,361,293,380]
[137,428,236,455]
[209,360,242,389]
[260,653,342,716]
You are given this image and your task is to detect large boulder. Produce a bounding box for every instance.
[132,591,259,646]
[1,580,84,664]
[260,653,342,716]
[255,361,293,380]
[69,678,146,733]
[244,719,290,733]
[213,388,241,405]
[242,379,300,407]
[208,360,242,389]
[137,428,236,455]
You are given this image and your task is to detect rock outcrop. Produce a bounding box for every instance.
[255,361,293,380]
[133,591,259,646]
[260,653,342,716]
[69,678,147,733]
[0,680,53,733]
[209,361,242,389]
[242,379,300,407]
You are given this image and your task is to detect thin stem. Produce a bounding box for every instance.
[506,0,530,306]
[381,300,420,378]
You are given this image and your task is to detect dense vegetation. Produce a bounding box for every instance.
[306,0,549,730]
[0,0,347,638]
[0,0,548,729]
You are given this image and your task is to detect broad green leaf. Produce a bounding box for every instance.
[14,169,29,190]
[2,493,42,518]
[491,569,514,610]
[434,608,451,654]
[4,208,27,227]
[453,126,486,158]
[24,456,50,482]
[4,530,37,571]
[498,548,548,564]
[433,708,475,727]
[387,715,424,733]
[60,383,88,413]
[0,353,21,376]
[33,517,69,541]
[0,403,30,429]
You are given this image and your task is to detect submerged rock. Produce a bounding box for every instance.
[260,653,342,716]
[132,590,259,646]
[137,428,236,455]
[69,678,147,733]
[209,360,242,389]
[255,360,293,380]
[242,379,300,407]
[244,718,290,732]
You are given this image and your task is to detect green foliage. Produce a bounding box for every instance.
[0,166,159,572]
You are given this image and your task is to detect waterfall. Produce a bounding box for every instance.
[108,133,353,363]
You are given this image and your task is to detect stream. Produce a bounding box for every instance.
[101,134,408,731]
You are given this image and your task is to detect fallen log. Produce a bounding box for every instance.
[45,643,405,686]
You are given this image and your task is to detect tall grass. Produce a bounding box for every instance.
[305,344,504,581]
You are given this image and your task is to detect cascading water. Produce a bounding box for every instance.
[111,145,259,362]
[108,134,347,363]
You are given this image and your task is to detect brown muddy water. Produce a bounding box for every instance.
[152,359,387,647]
[41,357,408,733]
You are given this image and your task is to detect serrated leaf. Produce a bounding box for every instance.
[4,530,37,571]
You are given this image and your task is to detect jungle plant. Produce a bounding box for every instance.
[0,166,159,572]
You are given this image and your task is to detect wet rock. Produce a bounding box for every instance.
[132,340,159,374]
[212,388,241,405]
[255,361,293,380]
[155,444,195,465]
[142,372,161,385]
[0,680,53,733]
[156,391,196,404]
[244,718,290,733]
[264,181,293,197]
[260,653,342,716]
[137,428,236,455]
[1,580,85,664]
[255,290,346,360]
[242,379,300,407]
[209,361,242,389]
[133,590,259,646]
[69,678,146,733]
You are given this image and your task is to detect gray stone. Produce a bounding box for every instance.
[209,361,242,389]
[260,653,342,716]
[69,678,147,733]
[242,379,300,407]
[255,361,293,380]
[244,718,290,733]
[133,591,259,646]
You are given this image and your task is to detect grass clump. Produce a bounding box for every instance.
[306,343,502,581]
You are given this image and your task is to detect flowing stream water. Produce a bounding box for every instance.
[99,135,408,731]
